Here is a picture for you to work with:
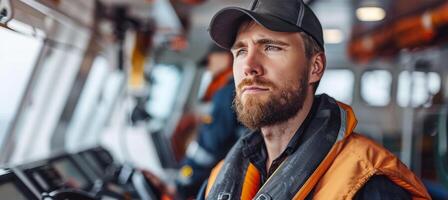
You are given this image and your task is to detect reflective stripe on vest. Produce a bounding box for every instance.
[186,141,216,167]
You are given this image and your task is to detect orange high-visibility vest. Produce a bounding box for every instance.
[205,102,431,200]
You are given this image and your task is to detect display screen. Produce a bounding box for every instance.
[101,196,119,200]
[83,153,104,176]
[52,159,88,189]
[0,182,27,200]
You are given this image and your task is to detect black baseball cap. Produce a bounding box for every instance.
[208,0,324,50]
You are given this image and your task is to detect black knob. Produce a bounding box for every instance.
[0,8,7,17]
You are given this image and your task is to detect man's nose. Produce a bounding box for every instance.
[242,50,263,77]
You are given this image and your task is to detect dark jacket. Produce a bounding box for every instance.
[176,79,247,198]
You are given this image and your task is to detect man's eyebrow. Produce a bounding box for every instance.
[256,38,289,47]
[231,38,290,50]
[231,41,246,51]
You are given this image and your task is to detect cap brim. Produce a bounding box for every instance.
[209,7,302,49]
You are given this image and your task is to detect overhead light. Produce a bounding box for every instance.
[323,29,344,44]
[356,6,386,21]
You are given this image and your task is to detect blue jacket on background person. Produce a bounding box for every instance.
[175,79,248,198]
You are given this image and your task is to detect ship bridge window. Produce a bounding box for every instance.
[65,56,110,150]
[361,70,392,107]
[316,69,354,104]
[0,21,43,143]
[146,64,182,121]
[397,71,441,107]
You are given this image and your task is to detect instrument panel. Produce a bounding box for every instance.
[0,169,38,200]
[0,147,156,200]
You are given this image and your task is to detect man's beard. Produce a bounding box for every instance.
[233,73,309,130]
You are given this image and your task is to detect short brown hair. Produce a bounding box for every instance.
[299,32,324,92]
[300,32,324,60]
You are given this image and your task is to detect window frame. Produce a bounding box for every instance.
[360,68,393,107]
[0,21,45,164]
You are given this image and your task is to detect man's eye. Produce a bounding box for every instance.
[265,45,282,51]
[234,49,247,57]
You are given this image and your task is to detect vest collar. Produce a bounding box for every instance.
[240,94,346,159]
[207,94,358,199]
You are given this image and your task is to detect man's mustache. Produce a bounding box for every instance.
[237,77,276,91]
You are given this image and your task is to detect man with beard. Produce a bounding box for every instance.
[196,0,431,199]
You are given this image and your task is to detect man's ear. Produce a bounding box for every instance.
[308,52,326,84]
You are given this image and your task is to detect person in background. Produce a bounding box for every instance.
[198,0,431,199]
[198,44,234,103]
[143,44,247,199]
[174,44,247,198]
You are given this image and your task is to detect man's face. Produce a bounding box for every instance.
[231,22,311,130]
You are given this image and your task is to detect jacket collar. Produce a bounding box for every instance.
[206,94,359,200]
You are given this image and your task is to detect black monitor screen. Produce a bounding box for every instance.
[52,159,88,189]
[0,182,27,200]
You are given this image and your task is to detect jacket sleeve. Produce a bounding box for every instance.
[353,175,412,200]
